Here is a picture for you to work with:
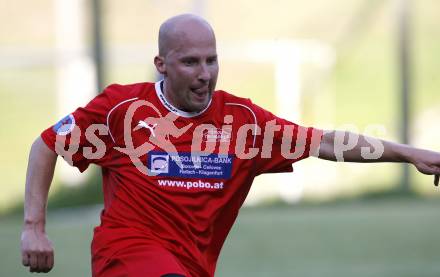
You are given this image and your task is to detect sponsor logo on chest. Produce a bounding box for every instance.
[147,151,234,179]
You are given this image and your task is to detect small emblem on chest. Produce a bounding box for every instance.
[134,120,157,137]
[202,128,231,142]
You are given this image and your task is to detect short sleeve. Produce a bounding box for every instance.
[40,84,124,172]
[252,104,323,175]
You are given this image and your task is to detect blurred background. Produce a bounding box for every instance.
[1,0,439,276]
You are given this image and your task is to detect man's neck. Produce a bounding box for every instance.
[155,80,209,118]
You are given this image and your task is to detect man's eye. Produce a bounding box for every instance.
[183,60,196,66]
[207,58,217,65]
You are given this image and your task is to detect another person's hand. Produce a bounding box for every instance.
[21,226,54,273]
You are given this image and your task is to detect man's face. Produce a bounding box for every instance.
[156,29,219,113]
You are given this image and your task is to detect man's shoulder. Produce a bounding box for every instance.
[214,89,253,106]
[213,89,280,124]
[103,82,155,102]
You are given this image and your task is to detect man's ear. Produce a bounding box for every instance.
[154,56,166,75]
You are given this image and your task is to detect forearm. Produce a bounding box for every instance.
[23,137,57,231]
[318,130,413,163]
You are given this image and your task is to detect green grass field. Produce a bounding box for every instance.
[2,198,440,277]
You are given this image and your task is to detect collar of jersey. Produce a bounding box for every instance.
[154,80,212,118]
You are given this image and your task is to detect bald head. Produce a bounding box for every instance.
[158,14,216,57]
[154,14,219,113]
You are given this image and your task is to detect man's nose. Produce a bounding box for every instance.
[198,63,211,82]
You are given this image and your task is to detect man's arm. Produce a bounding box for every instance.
[21,137,57,273]
[316,130,440,185]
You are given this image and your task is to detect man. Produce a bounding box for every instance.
[21,14,440,277]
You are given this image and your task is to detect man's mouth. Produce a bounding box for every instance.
[190,86,209,100]
[190,86,208,93]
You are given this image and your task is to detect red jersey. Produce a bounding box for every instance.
[41,81,322,276]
